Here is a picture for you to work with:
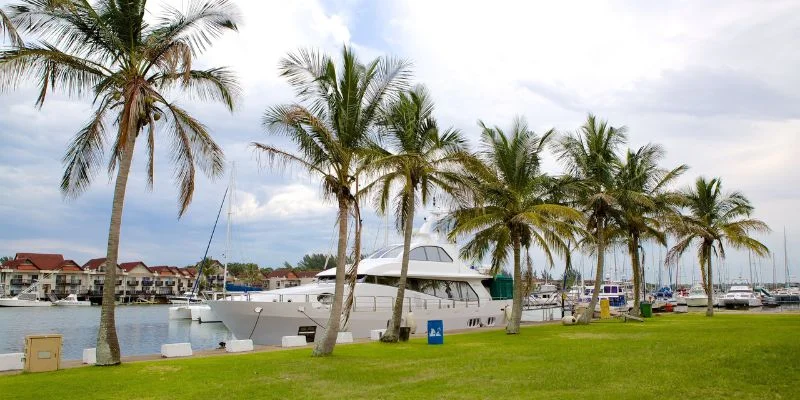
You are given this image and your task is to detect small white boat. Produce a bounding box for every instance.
[719,280,762,308]
[526,283,560,307]
[168,291,204,304]
[53,293,91,306]
[685,284,709,307]
[0,294,53,307]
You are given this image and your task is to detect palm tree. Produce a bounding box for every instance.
[0,0,240,365]
[555,114,626,324]
[1,8,21,46]
[448,117,581,334]
[364,85,472,342]
[666,177,770,316]
[253,45,410,356]
[614,144,687,315]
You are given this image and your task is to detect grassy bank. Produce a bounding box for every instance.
[1,313,798,399]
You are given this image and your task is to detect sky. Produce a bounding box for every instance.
[0,0,798,285]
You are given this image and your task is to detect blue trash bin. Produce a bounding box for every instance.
[427,320,443,345]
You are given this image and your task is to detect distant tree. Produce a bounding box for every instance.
[281,261,292,269]
[0,255,12,264]
[540,269,553,282]
[296,253,336,270]
[239,264,262,285]
[561,268,581,289]
[260,267,274,274]
[227,262,259,277]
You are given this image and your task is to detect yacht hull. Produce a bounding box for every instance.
[686,296,708,307]
[209,299,510,345]
[191,305,221,323]
[168,306,193,319]
[0,299,52,307]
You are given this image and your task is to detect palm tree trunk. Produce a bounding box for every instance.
[580,223,605,324]
[341,201,362,331]
[507,233,522,334]
[629,237,641,316]
[382,193,415,342]
[95,125,137,366]
[313,196,349,356]
[706,254,714,317]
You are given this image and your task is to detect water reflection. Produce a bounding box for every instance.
[0,305,232,360]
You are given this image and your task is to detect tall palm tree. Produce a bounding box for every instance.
[449,117,581,334]
[364,85,472,342]
[666,177,770,316]
[253,45,410,356]
[614,144,687,315]
[555,114,626,324]
[0,0,240,365]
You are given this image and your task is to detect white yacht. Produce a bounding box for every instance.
[0,293,52,307]
[577,281,632,312]
[685,284,709,307]
[53,293,91,306]
[168,291,203,305]
[526,283,559,307]
[208,219,513,345]
[719,280,762,308]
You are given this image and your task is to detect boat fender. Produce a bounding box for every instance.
[405,312,417,334]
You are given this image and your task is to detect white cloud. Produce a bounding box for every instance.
[234,184,334,221]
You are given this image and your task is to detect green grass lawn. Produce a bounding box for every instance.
[1,313,798,399]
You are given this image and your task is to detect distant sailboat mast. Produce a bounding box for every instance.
[784,227,790,288]
[222,162,236,296]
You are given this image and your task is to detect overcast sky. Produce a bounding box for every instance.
[0,0,797,285]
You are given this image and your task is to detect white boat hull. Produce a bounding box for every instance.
[190,305,221,323]
[54,301,91,306]
[686,296,709,307]
[0,298,53,307]
[209,299,510,345]
[168,306,193,319]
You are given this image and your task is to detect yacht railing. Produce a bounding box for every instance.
[237,292,482,311]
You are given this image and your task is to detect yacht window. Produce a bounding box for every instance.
[368,245,403,259]
[424,247,441,262]
[437,247,453,262]
[409,247,427,261]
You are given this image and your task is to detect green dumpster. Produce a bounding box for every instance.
[640,302,653,318]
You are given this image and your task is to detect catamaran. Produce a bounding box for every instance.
[208,217,513,345]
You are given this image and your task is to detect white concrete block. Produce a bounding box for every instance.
[82,348,96,365]
[226,339,254,353]
[0,353,24,372]
[281,335,307,348]
[160,342,193,358]
[370,329,386,341]
[336,332,353,344]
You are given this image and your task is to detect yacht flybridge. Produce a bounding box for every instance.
[208,217,513,345]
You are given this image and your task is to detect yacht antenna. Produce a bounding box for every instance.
[223,162,235,296]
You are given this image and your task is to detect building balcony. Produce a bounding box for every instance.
[127,281,139,286]
[164,281,176,287]
[10,279,32,285]
[56,280,81,286]
[141,281,154,287]
[155,281,164,287]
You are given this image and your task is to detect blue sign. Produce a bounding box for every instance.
[427,320,443,345]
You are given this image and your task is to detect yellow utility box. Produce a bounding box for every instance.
[599,298,611,319]
[24,334,62,372]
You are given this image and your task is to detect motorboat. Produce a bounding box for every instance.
[685,284,709,307]
[53,293,91,306]
[168,291,204,305]
[208,217,513,345]
[719,280,762,308]
[577,281,632,312]
[0,293,52,307]
[526,283,560,307]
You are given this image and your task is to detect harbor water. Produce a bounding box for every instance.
[0,305,232,360]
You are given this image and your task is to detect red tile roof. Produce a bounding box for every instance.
[294,270,321,278]
[150,266,176,276]
[15,253,64,270]
[58,260,83,272]
[82,258,108,271]
[266,268,297,279]
[119,261,150,273]
[3,258,39,270]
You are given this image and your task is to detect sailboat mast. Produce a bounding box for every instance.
[773,253,777,291]
[223,162,236,296]
[784,227,789,287]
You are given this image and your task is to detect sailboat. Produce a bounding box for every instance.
[169,167,233,321]
[0,277,53,307]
